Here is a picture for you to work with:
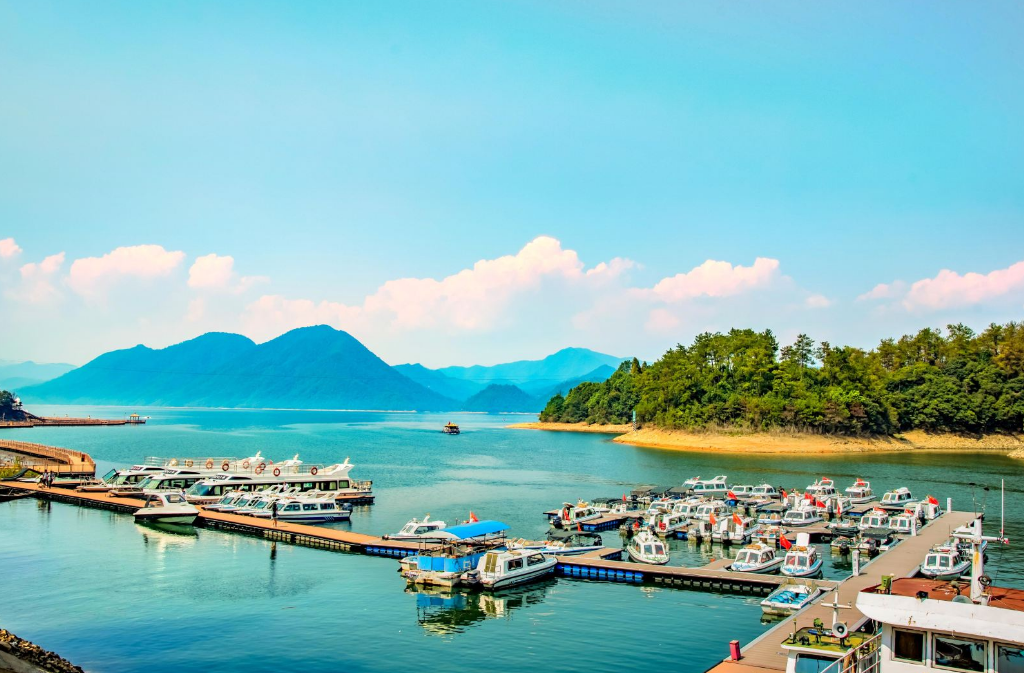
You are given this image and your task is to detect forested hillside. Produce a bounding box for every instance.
[540,323,1024,436]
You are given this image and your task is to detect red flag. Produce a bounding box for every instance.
[836,500,843,517]
[727,490,737,500]
[804,492,813,501]
[622,493,627,502]
[469,511,479,523]
[710,513,717,526]
[815,498,826,509]
[927,495,939,506]
[780,535,792,550]
[732,513,743,526]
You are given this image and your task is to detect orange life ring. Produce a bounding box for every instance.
[310,467,318,476]
[273,468,281,477]
[257,462,266,471]
[255,466,264,475]
[205,459,214,469]
[242,460,251,469]
[185,460,193,468]
[222,462,230,472]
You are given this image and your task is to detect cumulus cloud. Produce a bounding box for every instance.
[903,261,1024,311]
[68,244,186,297]
[187,253,267,294]
[0,238,22,259]
[645,308,681,333]
[857,281,906,302]
[6,252,65,304]
[805,293,832,309]
[243,294,364,339]
[649,257,780,302]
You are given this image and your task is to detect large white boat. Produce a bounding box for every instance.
[690,476,730,497]
[133,492,199,525]
[780,533,823,577]
[250,493,352,523]
[626,529,670,565]
[878,487,915,511]
[844,478,875,503]
[385,515,449,541]
[509,530,604,556]
[474,549,556,590]
[183,460,370,504]
[729,542,783,574]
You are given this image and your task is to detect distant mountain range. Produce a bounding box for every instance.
[17,327,623,413]
[0,360,75,390]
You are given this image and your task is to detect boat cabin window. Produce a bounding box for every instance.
[284,504,300,512]
[933,634,985,671]
[643,545,654,554]
[166,494,185,504]
[319,503,334,510]
[793,653,839,673]
[303,504,318,511]
[996,644,1024,673]
[506,558,524,571]
[892,629,925,663]
[526,554,546,566]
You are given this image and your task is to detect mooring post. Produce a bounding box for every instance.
[852,548,861,577]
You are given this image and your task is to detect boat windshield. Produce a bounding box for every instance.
[166,494,185,504]
[187,483,218,497]
[136,477,156,490]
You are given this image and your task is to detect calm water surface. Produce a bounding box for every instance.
[1,406,1021,672]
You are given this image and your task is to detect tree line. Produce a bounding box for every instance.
[540,322,1024,436]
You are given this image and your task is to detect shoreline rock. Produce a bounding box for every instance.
[0,630,84,673]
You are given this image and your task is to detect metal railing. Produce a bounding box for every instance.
[818,632,882,673]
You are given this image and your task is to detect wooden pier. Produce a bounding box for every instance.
[0,440,96,477]
[706,509,980,673]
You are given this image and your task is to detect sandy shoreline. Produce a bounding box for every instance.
[509,422,1024,456]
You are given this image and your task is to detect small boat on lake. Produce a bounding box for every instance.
[626,529,670,565]
[651,511,688,537]
[844,478,875,503]
[474,549,556,590]
[879,487,915,511]
[401,521,510,588]
[780,533,822,577]
[804,477,838,500]
[760,581,826,615]
[442,422,460,435]
[919,542,971,580]
[729,542,783,574]
[134,492,199,525]
[859,509,890,531]
[509,530,604,556]
[781,507,822,527]
[250,493,352,523]
[552,500,602,529]
[889,511,918,535]
[385,515,449,541]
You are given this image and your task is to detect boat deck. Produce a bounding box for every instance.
[705,509,980,672]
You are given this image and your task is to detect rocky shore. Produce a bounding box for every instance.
[0,630,84,673]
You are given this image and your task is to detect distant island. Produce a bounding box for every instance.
[12,326,623,413]
[527,322,1024,454]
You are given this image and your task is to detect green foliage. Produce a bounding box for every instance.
[544,323,1024,435]
[0,389,17,418]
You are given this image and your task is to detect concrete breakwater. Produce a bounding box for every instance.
[0,629,84,673]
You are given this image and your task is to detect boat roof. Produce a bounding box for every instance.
[439,520,509,539]
[547,529,601,541]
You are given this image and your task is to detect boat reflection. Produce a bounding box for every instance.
[135,521,199,551]
[408,579,554,635]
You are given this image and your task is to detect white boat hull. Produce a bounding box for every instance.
[730,558,783,574]
[480,564,556,590]
[134,512,198,525]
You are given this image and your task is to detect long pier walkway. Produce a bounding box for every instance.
[706,509,979,673]
[0,440,96,477]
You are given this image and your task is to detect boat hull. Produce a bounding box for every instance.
[780,559,824,578]
[626,546,669,565]
[480,564,556,590]
[133,512,198,525]
[729,558,783,574]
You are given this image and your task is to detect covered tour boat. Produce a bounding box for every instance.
[626,529,670,565]
[442,422,460,435]
[474,549,557,590]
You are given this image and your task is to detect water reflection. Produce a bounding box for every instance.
[408,580,554,636]
[136,522,199,552]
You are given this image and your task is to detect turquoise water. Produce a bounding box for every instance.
[2,406,1021,672]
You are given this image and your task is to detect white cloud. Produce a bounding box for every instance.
[243,295,364,340]
[6,252,65,304]
[645,308,681,333]
[68,244,186,297]
[903,261,1024,311]
[187,253,267,293]
[857,281,905,302]
[649,257,780,302]
[0,238,22,259]
[805,293,832,309]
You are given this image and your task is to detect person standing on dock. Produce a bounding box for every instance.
[271,499,278,527]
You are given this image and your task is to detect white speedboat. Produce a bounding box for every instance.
[475,549,556,590]
[626,529,670,565]
[552,500,602,529]
[781,507,822,527]
[844,478,875,503]
[693,500,731,522]
[780,534,823,577]
[713,513,759,545]
[879,487,915,511]
[509,530,604,556]
[889,511,918,535]
[134,492,199,525]
[919,542,971,580]
[858,509,890,531]
[251,493,352,523]
[690,476,729,498]
[760,581,825,615]
[730,542,783,574]
[750,484,781,500]
[651,511,688,537]
[385,515,449,540]
[805,477,837,500]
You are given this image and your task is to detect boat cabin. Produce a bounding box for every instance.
[781,508,822,526]
[860,510,891,531]
[751,484,781,499]
[881,487,915,509]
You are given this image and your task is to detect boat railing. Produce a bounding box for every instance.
[141,457,352,477]
[816,632,881,673]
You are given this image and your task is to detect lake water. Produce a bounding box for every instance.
[1,406,1021,672]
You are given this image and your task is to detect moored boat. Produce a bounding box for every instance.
[133,492,199,525]
[918,541,971,580]
[844,478,875,503]
[509,530,604,556]
[878,486,915,511]
[626,529,670,565]
[780,533,823,577]
[781,507,822,527]
[729,542,783,574]
[760,580,826,615]
[552,500,601,529]
[474,549,556,590]
[385,515,449,540]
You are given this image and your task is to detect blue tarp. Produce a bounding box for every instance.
[439,520,509,539]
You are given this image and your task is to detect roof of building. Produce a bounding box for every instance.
[864,578,1024,613]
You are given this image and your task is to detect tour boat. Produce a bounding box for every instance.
[781,507,823,527]
[760,581,826,615]
[860,528,899,553]
[552,500,602,529]
[651,511,688,537]
[251,494,352,523]
[693,500,731,522]
[780,533,823,577]
[85,465,166,492]
[805,477,838,499]
[133,492,199,525]
[509,530,604,556]
[713,514,759,545]
[442,422,460,435]
[844,478,875,503]
[401,521,509,588]
[626,529,670,565]
[729,485,755,498]
[757,506,786,525]
[750,484,781,499]
[889,511,919,535]
[183,459,371,504]
[753,525,783,548]
[729,542,783,574]
[385,515,449,540]
[859,509,890,531]
[203,490,248,512]
[689,476,730,497]
[474,549,556,590]
[878,487,915,511]
[919,542,971,580]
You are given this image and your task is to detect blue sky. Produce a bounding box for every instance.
[2,1,1023,367]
